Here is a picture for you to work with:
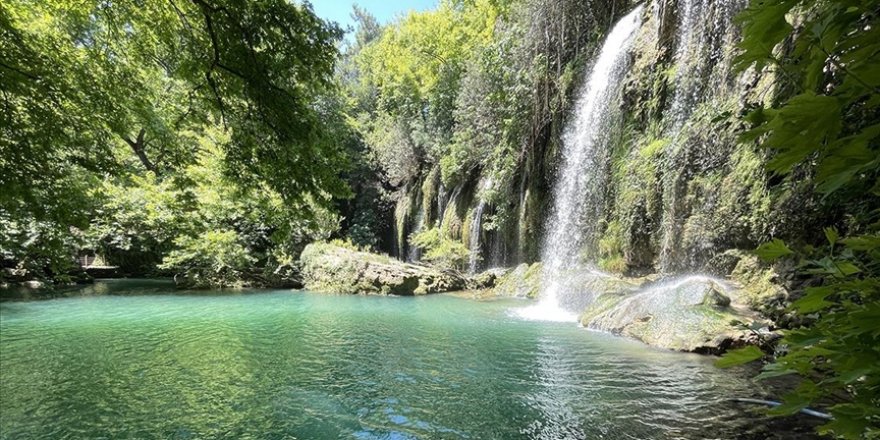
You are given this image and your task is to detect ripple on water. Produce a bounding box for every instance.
[0,281,822,439]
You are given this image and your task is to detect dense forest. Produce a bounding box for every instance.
[1,0,878,437]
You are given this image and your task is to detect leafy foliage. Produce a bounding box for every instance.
[410,227,471,271]
[1,0,351,284]
[159,229,254,288]
[718,1,880,437]
[714,345,764,368]
[90,132,339,286]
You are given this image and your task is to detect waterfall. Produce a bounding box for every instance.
[408,206,425,263]
[666,0,744,131]
[517,176,528,264]
[437,184,448,227]
[517,6,644,322]
[468,178,493,274]
[659,0,745,273]
[468,201,486,274]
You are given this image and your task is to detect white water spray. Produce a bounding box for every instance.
[468,201,486,274]
[468,178,493,274]
[659,0,745,273]
[516,6,644,322]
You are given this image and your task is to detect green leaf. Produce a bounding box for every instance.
[824,227,839,245]
[755,239,793,262]
[734,0,798,70]
[769,381,819,416]
[834,261,862,277]
[715,346,763,368]
[841,235,880,251]
[820,404,874,439]
[793,286,835,313]
[762,94,843,175]
[755,362,797,380]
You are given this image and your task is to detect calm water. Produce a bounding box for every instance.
[1,280,815,439]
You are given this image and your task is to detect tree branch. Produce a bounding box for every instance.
[124,128,158,173]
[0,60,40,81]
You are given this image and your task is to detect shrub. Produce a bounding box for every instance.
[410,227,470,271]
[160,230,255,289]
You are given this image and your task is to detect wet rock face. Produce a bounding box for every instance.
[467,268,508,290]
[580,276,758,352]
[300,242,465,295]
[492,263,543,298]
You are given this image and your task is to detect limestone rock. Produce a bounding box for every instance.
[467,268,508,290]
[492,263,543,298]
[21,280,45,289]
[300,242,465,295]
[580,276,759,353]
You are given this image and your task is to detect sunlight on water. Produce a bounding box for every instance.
[0,281,821,439]
[510,286,579,323]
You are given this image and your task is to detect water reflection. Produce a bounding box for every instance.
[0,282,819,439]
[522,336,587,439]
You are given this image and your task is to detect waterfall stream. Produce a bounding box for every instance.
[408,207,425,263]
[468,201,486,274]
[468,178,493,274]
[517,6,644,322]
[658,0,745,273]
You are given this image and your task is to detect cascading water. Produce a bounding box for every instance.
[517,6,644,322]
[658,0,745,274]
[437,184,448,227]
[468,201,486,274]
[408,206,425,263]
[468,178,493,274]
[666,0,744,131]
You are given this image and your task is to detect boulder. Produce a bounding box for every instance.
[21,280,46,289]
[580,276,761,353]
[492,263,543,298]
[703,249,748,277]
[300,242,465,295]
[467,268,510,290]
[83,266,120,279]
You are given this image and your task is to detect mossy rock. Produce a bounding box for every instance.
[729,253,790,321]
[300,242,465,295]
[580,276,759,353]
[492,263,543,298]
[467,268,508,290]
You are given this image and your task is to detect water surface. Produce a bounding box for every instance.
[1,281,816,439]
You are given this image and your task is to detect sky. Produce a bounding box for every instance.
[311,0,438,33]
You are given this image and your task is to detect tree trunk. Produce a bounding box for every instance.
[124,128,157,173]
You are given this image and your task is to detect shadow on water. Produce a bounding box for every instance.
[0,283,824,439]
[0,278,275,303]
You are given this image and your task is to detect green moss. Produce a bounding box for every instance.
[410,227,470,270]
[442,200,464,241]
[421,167,440,225]
[394,195,411,256]
[731,254,787,310]
[598,255,627,273]
[460,207,473,249]
[598,220,626,273]
[493,263,542,298]
[517,187,543,262]
[640,138,667,160]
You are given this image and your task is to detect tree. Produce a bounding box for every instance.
[1,0,349,280]
[718,1,880,437]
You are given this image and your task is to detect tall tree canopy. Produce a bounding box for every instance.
[0,0,347,226]
[0,0,350,281]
